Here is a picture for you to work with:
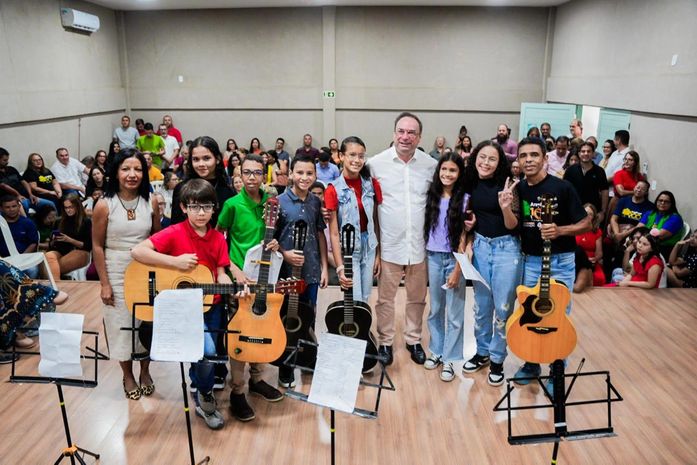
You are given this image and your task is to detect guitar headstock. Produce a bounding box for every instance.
[293,220,308,251]
[264,197,280,228]
[341,223,356,256]
[540,193,555,225]
[275,278,306,295]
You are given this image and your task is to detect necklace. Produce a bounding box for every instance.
[117,195,140,221]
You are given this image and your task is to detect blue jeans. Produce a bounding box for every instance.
[352,232,376,303]
[20,196,55,214]
[472,234,522,364]
[426,251,466,363]
[189,303,225,394]
[521,252,575,371]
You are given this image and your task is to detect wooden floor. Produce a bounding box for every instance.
[2,281,697,465]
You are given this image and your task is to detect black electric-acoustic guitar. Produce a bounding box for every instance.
[272,220,318,368]
[324,223,379,373]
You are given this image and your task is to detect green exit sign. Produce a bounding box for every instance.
[323,91,336,98]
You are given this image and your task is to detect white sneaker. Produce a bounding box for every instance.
[440,362,455,382]
[424,354,442,370]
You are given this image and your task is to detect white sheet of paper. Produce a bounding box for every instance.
[308,332,366,414]
[150,289,204,363]
[453,252,491,291]
[38,312,84,378]
[243,243,283,284]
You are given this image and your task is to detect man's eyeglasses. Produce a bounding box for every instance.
[242,169,265,178]
[186,204,215,213]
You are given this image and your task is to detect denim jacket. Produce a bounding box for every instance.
[331,175,378,253]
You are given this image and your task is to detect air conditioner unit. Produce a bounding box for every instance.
[60,8,100,33]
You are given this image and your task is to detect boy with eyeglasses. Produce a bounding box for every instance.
[131,179,231,430]
[216,154,284,422]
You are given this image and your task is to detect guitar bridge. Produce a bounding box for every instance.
[239,335,272,345]
[527,326,558,335]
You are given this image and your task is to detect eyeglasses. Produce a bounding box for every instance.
[395,128,419,138]
[186,204,215,213]
[241,169,265,178]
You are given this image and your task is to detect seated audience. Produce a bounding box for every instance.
[161,171,180,218]
[316,151,340,186]
[429,136,447,160]
[249,137,263,155]
[51,147,89,197]
[267,151,288,194]
[546,135,570,178]
[0,194,39,277]
[95,150,108,172]
[144,152,164,182]
[637,190,684,260]
[599,139,616,169]
[83,187,103,218]
[612,150,644,197]
[86,167,106,197]
[136,123,166,167]
[33,204,58,250]
[574,203,605,292]
[22,152,62,210]
[667,231,697,288]
[45,194,92,279]
[1,148,55,213]
[617,233,664,289]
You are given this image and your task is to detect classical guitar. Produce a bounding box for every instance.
[506,194,577,364]
[123,261,303,322]
[324,223,379,372]
[272,220,318,368]
[228,197,289,364]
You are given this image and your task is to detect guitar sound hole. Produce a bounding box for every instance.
[176,280,194,290]
[534,299,554,316]
[283,315,302,333]
[339,322,359,338]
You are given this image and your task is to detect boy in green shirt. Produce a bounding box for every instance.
[136,122,166,167]
[216,154,283,422]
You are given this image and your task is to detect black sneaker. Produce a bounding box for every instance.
[488,362,504,386]
[229,393,255,422]
[278,366,296,389]
[249,380,284,402]
[462,354,490,373]
[213,376,225,391]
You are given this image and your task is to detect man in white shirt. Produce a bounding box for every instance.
[604,129,631,185]
[367,112,437,366]
[112,115,140,149]
[50,147,89,196]
[545,136,570,178]
[159,124,180,168]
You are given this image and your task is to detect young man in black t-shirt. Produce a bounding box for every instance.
[513,137,591,384]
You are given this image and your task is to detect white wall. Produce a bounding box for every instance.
[0,0,126,166]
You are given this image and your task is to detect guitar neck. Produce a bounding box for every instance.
[343,254,354,325]
[287,255,304,319]
[256,224,276,305]
[540,238,551,300]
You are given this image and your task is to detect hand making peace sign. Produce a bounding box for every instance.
[497,177,520,210]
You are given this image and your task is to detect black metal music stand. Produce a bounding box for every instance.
[127,298,239,465]
[493,358,623,464]
[9,329,108,465]
[283,339,395,465]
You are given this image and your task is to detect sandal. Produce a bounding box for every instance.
[139,375,155,397]
[123,378,141,400]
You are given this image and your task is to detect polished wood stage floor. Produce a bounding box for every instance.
[1,281,696,464]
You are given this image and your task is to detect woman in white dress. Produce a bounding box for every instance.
[92,149,161,400]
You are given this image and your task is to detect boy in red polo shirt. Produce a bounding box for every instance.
[131,179,231,430]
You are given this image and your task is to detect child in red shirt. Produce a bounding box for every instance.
[131,179,230,429]
[619,233,664,288]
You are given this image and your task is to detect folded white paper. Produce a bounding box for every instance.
[308,332,366,414]
[243,243,283,284]
[150,289,204,363]
[38,312,84,378]
[453,252,491,291]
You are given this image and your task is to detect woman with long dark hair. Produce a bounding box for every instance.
[85,166,106,198]
[599,139,616,169]
[613,150,644,197]
[92,148,160,400]
[422,153,469,382]
[45,194,92,279]
[461,140,522,386]
[170,136,235,226]
[637,190,684,260]
[248,137,263,155]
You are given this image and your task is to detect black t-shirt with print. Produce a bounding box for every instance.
[23,168,56,192]
[518,175,587,256]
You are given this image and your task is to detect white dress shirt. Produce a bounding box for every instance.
[50,158,86,188]
[367,146,437,265]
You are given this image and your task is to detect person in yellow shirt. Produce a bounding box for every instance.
[143,151,163,182]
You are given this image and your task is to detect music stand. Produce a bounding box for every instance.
[127,297,239,465]
[493,358,623,464]
[283,338,395,465]
[9,328,107,465]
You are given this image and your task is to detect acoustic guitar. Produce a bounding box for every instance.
[272,220,318,368]
[123,261,303,322]
[228,197,289,364]
[506,194,577,364]
[324,223,379,372]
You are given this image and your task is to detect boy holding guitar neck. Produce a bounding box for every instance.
[513,137,591,385]
[216,154,284,422]
[131,179,230,430]
[274,154,329,389]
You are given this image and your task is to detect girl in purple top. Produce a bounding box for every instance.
[423,153,470,382]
